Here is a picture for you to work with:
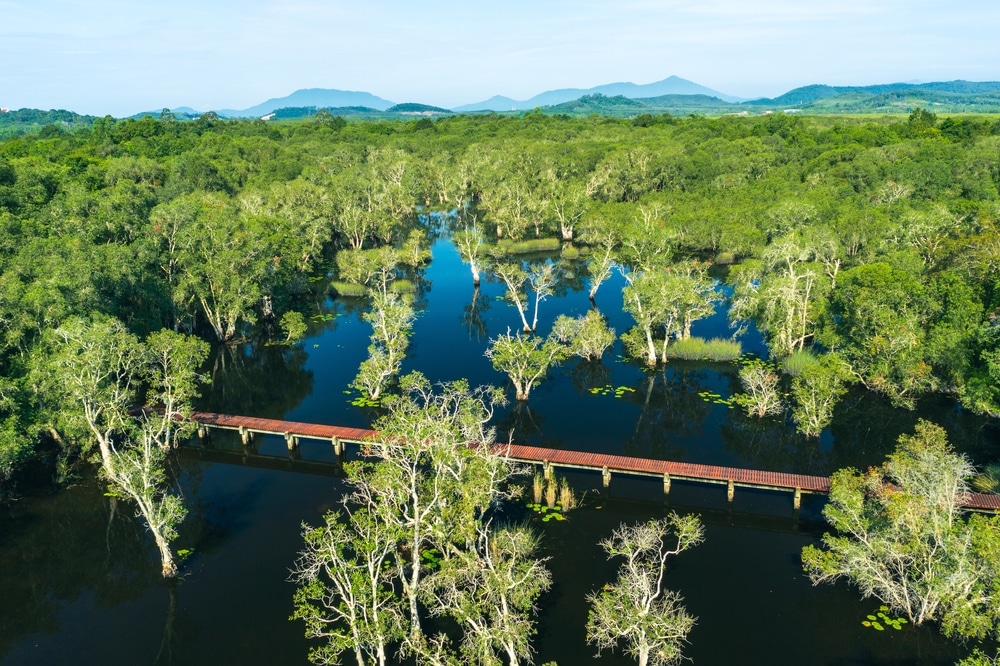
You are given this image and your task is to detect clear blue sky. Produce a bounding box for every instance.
[3,0,999,116]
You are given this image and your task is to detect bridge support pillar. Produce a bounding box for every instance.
[197,425,208,441]
[332,437,343,456]
[727,479,735,504]
[239,426,253,446]
[602,466,611,488]
[284,432,299,450]
[662,473,671,496]
[793,487,802,510]
[543,460,552,481]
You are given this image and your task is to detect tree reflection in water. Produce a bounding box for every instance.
[624,365,713,460]
[198,342,313,418]
[461,284,490,342]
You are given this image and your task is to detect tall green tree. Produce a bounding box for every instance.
[803,421,1000,640]
[820,262,938,408]
[42,317,206,577]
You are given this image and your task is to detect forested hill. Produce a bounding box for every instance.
[0,108,96,138]
[0,109,998,493]
[743,80,1000,114]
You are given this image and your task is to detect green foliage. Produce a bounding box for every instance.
[803,421,1000,640]
[279,311,308,345]
[2,108,1000,483]
[486,330,570,401]
[790,353,850,438]
[958,649,1000,666]
[498,237,562,254]
[552,310,615,361]
[821,262,939,409]
[972,462,1000,494]
[779,349,820,377]
[330,280,367,297]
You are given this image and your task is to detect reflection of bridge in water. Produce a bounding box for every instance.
[185,411,1000,513]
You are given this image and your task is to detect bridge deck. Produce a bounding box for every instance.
[188,411,1000,511]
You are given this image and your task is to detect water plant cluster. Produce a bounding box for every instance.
[529,470,578,522]
[525,502,567,522]
[344,389,381,408]
[696,390,737,408]
[862,606,908,631]
[587,384,636,399]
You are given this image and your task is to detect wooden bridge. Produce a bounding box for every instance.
[187,411,1000,512]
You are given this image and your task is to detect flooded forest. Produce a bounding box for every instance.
[1,109,999,665]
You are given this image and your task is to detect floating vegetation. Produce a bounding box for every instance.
[346,390,381,408]
[736,355,777,370]
[525,502,567,522]
[310,312,336,322]
[697,390,737,408]
[861,606,908,631]
[177,548,195,560]
[588,384,636,399]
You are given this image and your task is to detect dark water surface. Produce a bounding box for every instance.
[1,234,997,665]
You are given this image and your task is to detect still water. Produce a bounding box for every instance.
[1,232,997,665]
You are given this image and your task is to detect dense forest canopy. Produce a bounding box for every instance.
[1,108,999,492]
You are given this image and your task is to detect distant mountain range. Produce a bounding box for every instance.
[8,77,1000,131]
[215,88,395,117]
[182,77,1000,119]
[450,76,743,112]
[153,76,735,118]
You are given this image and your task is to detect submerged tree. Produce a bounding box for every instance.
[552,310,616,362]
[422,524,551,666]
[802,420,1000,640]
[587,513,705,666]
[291,373,551,665]
[621,269,719,368]
[453,219,487,287]
[486,330,570,401]
[44,317,207,577]
[790,353,849,438]
[490,260,557,333]
[352,290,416,401]
[733,359,784,418]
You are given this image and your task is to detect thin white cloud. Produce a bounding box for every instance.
[2,0,999,115]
